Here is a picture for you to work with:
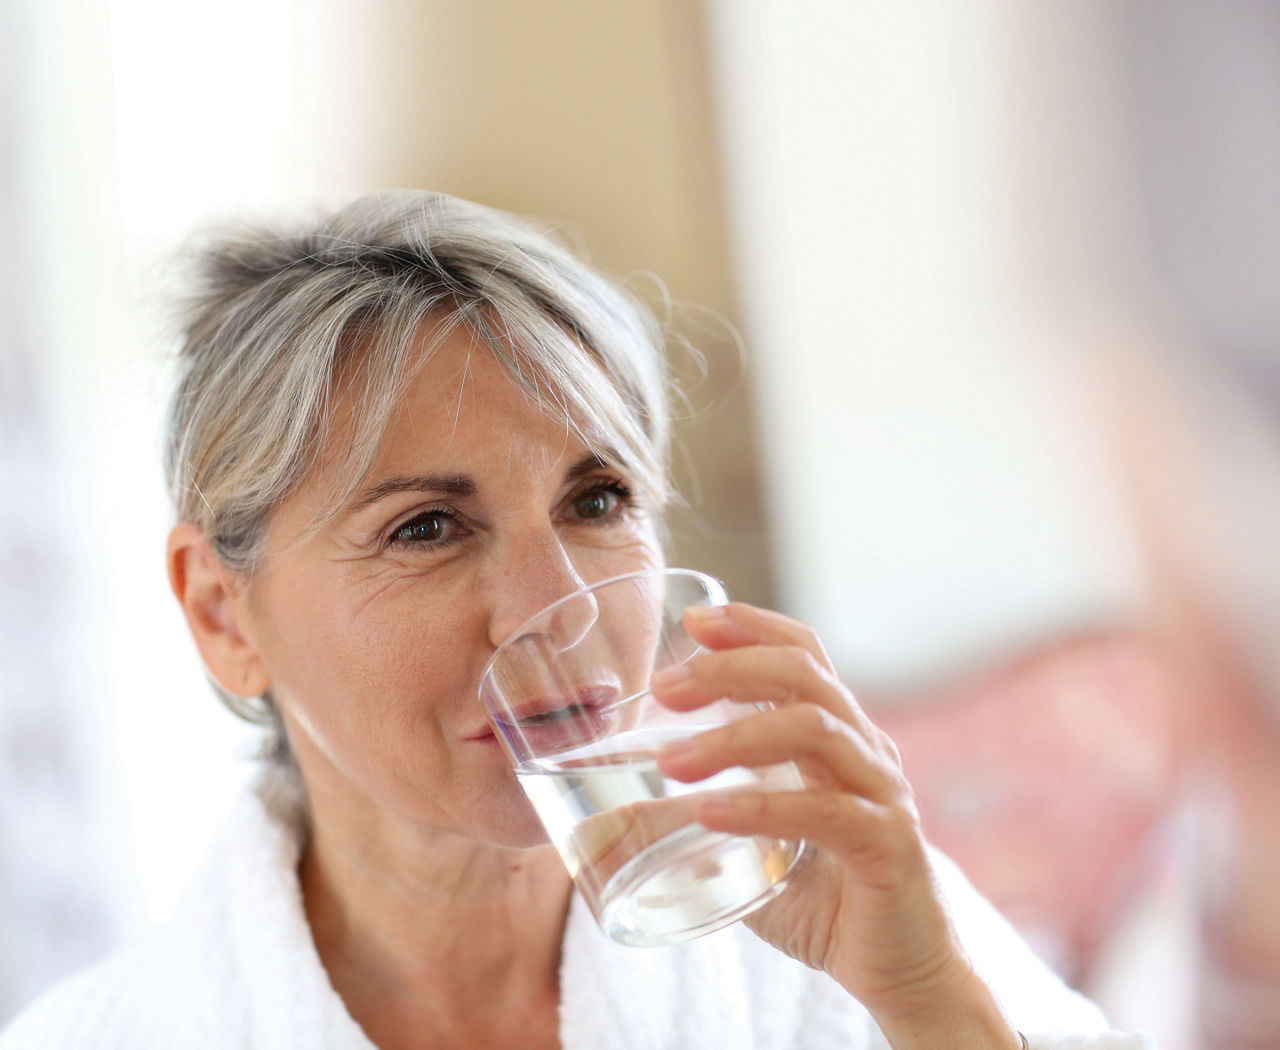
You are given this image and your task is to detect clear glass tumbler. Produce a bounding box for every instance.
[479,567,811,947]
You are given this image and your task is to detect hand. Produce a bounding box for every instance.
[651,602,1021,1050]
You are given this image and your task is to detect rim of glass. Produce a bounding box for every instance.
[478,566,727,695]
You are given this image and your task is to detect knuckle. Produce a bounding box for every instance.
[782,644,824,681]
[874,727,904,768]
[791,702,845,740]
[859,802,925,866]
[886,782,924,831]
[794,620,823,651]
[811,790,846,826]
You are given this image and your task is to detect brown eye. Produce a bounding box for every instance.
[392,512,453,545]
[570,482,632,523]
[574,489,616,520]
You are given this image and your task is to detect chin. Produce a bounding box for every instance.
[455,780,552,850]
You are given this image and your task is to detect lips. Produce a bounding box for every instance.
[481,683,620,755]
[503,683,618,723]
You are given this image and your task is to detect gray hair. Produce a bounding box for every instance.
[164,190,673,756]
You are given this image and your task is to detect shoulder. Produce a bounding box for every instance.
[0,767,306,1050]
[0,924,239,1049]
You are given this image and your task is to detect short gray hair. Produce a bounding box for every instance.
[164,190,673,752]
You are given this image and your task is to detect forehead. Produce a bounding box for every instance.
[371,327,587,475]
[267,311,657,552]
[324,319,624,492]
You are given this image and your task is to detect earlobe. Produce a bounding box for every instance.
[166,523,271,699]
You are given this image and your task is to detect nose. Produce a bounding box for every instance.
[485,533,599,653]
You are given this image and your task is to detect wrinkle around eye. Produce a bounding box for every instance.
[342,548,475,619]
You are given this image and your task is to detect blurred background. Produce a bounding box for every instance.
[2,1,1278,1046]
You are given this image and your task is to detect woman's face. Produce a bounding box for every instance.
[231,325,662,847]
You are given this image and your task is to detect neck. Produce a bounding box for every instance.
[298,783,572,1047]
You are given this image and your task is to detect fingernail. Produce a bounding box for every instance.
[699,791,766,820]
[658,737,699,763]
[696,792,738,818]
[687,604,728,623]
[650,664,691,691]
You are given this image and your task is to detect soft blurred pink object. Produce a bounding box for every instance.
[869,632,1187,985]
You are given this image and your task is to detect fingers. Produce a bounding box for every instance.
[651,630,882,743]
[653,599,913,840]
[682,603,836,672]
[657,701,905,803]
[690,788,923,879]
[653,642,842,712]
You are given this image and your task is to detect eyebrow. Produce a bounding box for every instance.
[350,451,614,510]
[351,473,476,509]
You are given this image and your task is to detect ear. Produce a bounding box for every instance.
[166,523,271,699]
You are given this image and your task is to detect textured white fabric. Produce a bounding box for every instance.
[0,770,1151,1049]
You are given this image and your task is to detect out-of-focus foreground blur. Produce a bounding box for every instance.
[2,2,1277,1046]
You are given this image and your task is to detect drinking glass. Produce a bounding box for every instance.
[479,567,811,947]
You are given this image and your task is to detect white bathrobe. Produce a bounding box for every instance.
[0,769,1149,1049]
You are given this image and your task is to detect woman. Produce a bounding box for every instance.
[0,192,1144,1049]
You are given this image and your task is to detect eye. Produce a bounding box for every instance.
[569,481,633,523]
[390,510,459,547]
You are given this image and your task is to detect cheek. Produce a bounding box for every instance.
[250,574,478,736]
[576,531,664,584]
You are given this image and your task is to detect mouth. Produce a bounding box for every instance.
[506,684,618,724]
[476,683,621,752]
